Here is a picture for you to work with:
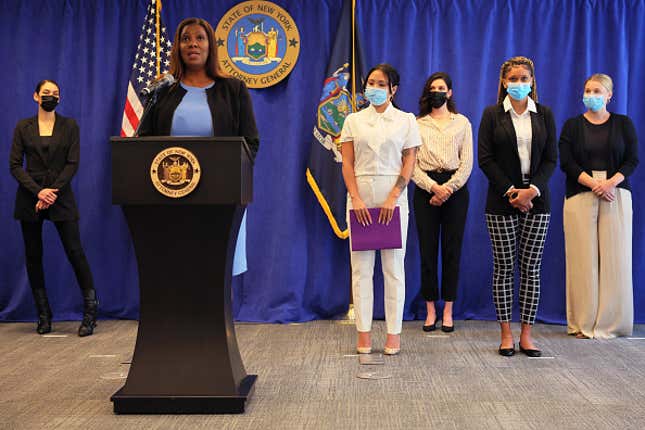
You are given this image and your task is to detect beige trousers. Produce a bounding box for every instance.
[563,189,633,338]
[347,175,408,335]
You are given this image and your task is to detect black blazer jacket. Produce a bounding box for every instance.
[9,114,81,221]
[559,113,638,198]
[137,77,259,157]
[478,103,557,215]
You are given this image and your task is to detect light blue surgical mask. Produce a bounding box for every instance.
[583,95,605,112]
[364,86,388,106]
[506,82,532,101]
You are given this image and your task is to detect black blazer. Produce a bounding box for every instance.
[137,77,260,157]
[559,113,638,198]
[478,103,557,215]
[9,114,81,221]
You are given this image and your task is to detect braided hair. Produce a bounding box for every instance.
[496,56,538,105]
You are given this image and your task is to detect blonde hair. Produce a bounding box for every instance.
[585,73,613,93]
[496,56,538,105]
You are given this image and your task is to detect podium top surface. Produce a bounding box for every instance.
[110,136,253,161]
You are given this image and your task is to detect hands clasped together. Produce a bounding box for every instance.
[35,188,58,212]
[590,178,616,202]
[506,187,537,213]
[429,183,453,206]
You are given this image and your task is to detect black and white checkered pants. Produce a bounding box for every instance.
[485,213,550,324]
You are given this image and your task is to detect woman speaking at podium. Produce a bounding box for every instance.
[138,17,259,276]
[9,79,98,336]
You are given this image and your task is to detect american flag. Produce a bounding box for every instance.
[120,0,172,136]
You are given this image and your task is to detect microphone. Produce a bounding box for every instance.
[140,74,175,97]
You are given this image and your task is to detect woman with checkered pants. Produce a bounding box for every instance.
[478,56,557,357]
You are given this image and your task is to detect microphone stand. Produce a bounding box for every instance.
[134,89,160,137]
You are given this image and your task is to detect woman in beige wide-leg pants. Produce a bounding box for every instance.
[563,188,633,338]
[559,73,638,339]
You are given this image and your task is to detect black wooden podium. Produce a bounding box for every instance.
[110,136,256,414]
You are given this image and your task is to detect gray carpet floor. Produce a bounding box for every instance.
[2,319,645,429]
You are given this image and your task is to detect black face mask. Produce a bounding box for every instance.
[428,91,448,109]
[40,95,59,112]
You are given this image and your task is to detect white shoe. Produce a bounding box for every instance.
[383,346,400,355]
[356,346,372,354]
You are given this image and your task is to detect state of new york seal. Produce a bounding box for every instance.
[150,147,201,198]
[215,1,300,88]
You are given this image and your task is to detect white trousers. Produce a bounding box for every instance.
[347,175,408,335]
[563,189,633,338]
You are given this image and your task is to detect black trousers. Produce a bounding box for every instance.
[20,217,94,294]
[413,172,469,302]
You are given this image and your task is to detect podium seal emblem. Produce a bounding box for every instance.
[214,0,300,88]
[150,147,201,198]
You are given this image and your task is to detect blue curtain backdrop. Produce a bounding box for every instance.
[1,0,644,324]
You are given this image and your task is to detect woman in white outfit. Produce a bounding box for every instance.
[340,63,421,355]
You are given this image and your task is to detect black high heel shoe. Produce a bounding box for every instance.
[441,321,454,333]
[422,318,437,332]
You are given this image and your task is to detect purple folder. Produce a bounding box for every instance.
[349,207,402,251]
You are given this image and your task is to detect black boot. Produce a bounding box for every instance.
[32,288,52,335]
[78,289,98,337]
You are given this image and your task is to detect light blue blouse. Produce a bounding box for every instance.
[170,81,248,276]
[170,82,215,136]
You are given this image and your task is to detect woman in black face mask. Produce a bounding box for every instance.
[411,72,473,333]
[9,79,97,336]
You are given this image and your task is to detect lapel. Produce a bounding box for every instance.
[529,108,542,174]
[47,113,62,164]
[577,115,590,167]
[604,113,616,171]
[206,83,235,136]
[499,108,521,164]
[25,116,49,166]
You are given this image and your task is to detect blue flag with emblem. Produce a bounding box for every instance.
[306,0,367,239]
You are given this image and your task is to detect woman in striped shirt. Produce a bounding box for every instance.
[412,72,473,333]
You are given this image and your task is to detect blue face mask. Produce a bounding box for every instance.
[364,86,388,106]
[506,82,532,101]
[583,95,605,112]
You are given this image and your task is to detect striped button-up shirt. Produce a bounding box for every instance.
[412,112,473,192]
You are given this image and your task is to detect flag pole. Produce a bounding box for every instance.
[350,0,357,111]
[347,0,357,321]
[155,0,162,75]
